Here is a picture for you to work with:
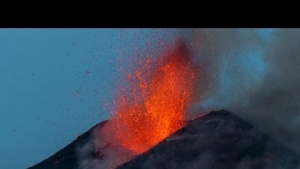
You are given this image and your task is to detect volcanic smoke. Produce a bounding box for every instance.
[96,41,195,160]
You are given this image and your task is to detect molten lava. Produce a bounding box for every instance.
[103,41,195,155]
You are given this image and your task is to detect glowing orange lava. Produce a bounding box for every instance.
[105,41,195,154]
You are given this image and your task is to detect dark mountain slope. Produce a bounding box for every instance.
[28,121,107,169]
[28,111,300,169]
[117,110,300,169]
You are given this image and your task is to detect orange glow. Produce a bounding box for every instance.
[103,41,195,154]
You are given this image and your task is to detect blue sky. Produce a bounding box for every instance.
[0,28,273,169]
[0,29,179,169]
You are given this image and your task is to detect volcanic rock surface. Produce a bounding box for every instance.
[28,110,300,169]
[27,121,107,169]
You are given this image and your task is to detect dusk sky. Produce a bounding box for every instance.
[0,29,180,169]
[0,29,273,169]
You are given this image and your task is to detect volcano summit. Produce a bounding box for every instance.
[28,110,300,169]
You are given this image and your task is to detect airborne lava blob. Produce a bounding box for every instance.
[101,41,195,155]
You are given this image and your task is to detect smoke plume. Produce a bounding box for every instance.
[187,28,300,154]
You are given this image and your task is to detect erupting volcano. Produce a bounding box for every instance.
[27,43,300,169]
[27,31,300,169]
[100,41,195,154]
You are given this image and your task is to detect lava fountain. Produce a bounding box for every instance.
[100,41,195,156]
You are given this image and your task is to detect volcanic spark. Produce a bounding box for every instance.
[101,41,195,155]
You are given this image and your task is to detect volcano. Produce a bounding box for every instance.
[28,110,300,169]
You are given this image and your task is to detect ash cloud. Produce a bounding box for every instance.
[187,29,300,154]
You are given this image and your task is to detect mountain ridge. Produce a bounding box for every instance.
[28,110,300,169]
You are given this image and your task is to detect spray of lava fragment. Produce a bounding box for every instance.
[105,41,195,154]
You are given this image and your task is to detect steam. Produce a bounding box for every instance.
[77,124,136,169]
[187,28,300,154]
